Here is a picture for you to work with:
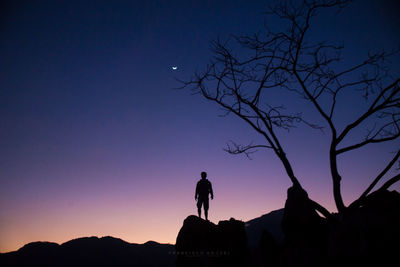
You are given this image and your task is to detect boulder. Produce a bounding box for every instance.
[329,190,400,267]
[280,186,328,267]
[175,216,247,267]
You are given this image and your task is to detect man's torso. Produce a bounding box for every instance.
[197,179,211,197]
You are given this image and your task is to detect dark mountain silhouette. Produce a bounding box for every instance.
[3,187,398,267]
[0,209,284,267]
[245,208,284,248]
[0,236,175,267]
[0,210,285,267]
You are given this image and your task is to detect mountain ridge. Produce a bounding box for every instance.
[0,209,284,267]
[1,209,283,254]
[245,208,284,247]
[0,236,176,267]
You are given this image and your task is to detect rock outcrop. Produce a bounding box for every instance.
[280,186,328,267]
[277,186,400,267]
[329,189,400,267]
[175,216,247,267]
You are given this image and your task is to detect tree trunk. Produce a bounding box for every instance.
[330,149,346,213]
[278,152,302,189]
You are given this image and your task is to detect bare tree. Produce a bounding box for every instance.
[181,0,400,215]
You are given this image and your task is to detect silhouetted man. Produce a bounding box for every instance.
[195,171,214,220]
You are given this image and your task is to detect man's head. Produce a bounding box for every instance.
[201,171,207,179]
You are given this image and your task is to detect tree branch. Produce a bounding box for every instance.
[378,173,400,191]
[224,141,272,159]
[349,150,400,209]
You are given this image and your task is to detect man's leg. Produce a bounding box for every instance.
[204,198,209,221]
[197,199,202,218]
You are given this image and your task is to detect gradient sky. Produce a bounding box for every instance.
[1,0,399,252]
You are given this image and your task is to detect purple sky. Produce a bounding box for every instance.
[1,0,399,252]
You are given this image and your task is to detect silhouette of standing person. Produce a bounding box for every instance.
[195,171,214,220]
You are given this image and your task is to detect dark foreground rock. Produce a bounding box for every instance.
[0,236,175,267]
[329,189,400,267]
[277,186,400,267]
[280,186,329,267]
[175,216,247,267]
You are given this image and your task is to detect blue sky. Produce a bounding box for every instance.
[0,0,399,252]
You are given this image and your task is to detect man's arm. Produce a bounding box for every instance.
[209,182,214,199]
[195,182,198,200]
